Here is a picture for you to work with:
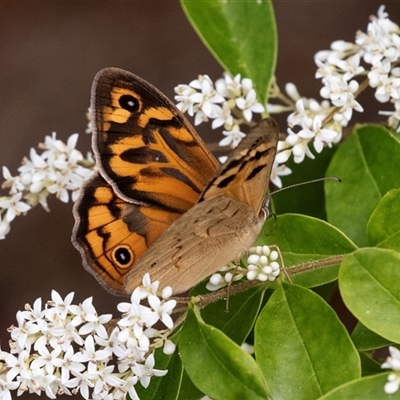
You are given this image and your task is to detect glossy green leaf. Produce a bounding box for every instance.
[367,188,400,251]
[180,0,277,104]
[200,285,266,345]
[273,145,337,220]
[255,283,360,400]
[318,373,400,400]
[136,333,183,400]
[179,309,267,400]
[180,307,267,400]
[325,125,400,246]
[351,322,392,352]
[339,248,400,343]
[177,370,204,400]
[260,214,357,287]
[359,353,384,377]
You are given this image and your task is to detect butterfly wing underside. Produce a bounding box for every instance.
[124,118,279,294]
[72,68,219,295]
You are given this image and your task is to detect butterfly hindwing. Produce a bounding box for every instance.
[73,172,183,294]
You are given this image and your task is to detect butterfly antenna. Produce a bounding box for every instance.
[269,176,341,197]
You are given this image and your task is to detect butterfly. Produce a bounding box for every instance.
[72,68,279,296]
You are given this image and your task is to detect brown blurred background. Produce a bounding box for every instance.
[0,1,395,397]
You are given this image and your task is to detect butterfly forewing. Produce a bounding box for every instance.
[200,118,279,214]
[92,68,219,214]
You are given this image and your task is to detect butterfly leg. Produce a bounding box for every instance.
[268,244,291,283]
[224,258,243,312]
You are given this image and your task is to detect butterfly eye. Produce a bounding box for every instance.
[119,94,140,112]
[112,245,134,268]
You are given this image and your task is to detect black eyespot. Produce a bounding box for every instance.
[119,94,139,112]
[114,246,133,267]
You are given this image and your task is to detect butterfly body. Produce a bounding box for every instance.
[72,68,279,295]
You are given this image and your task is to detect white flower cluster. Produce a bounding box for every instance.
[270,5,400,167]
[175,74,265,148]
[0,274,176,400]
[382,346,400,394]
[174,74,291,187]
[206,245,280,291]
[0,133,94,239]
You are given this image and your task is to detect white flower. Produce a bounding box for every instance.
[235,88,265,122]
[30,343,63,375]
[0,193,31,222]
[64,371,94,399]
[4,350,30,382]
[133,353,168,389]
[336,53,365,81]
[285,127,315,164]
[215,73,242,98]
[315,58,336,82]
[114,375,139,400]
[147,296,176,329]
[2,167,25,194]
[86,365,123,397]
[368,60,391,87]
[374,76,400,103]
[10,310,41,350]
[58,345,85,384]
[219,125,246,148]
[163,340,176,355]
[69,297,98,327]
[211,102,233,130]
[179,75,224,122]
[70,335,112,372]
[0,375,20,400]
[46,290,75,320]
[270,160,292,189]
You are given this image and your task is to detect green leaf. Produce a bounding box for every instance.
[260,214,357,287]
[180,0,277,104]
[200,285,266,345]
[180,307,268,400]
[325,124,400,247]
[177,370,204,400]
[273,145,337,220]
[339,248,400,343]
[359,352,384,377]
[367,188,400,251]
[136,333,183,400]
[318,373,400,400]
[255,283,360,400]
[351,322,392,352]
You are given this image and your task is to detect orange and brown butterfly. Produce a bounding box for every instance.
[72,67,279,296]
